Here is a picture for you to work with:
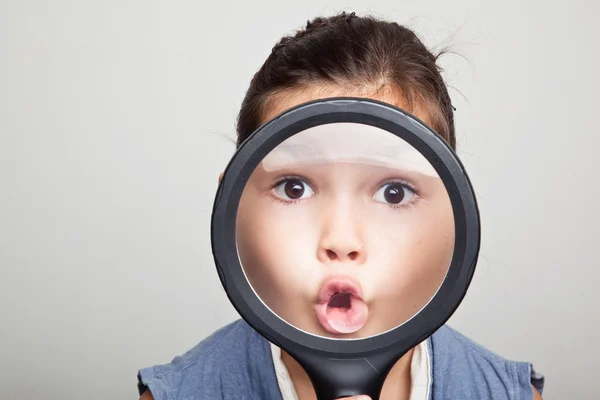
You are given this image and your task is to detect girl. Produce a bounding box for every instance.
[136,11,545,400]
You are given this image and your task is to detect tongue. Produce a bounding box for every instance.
[325,293,369,334]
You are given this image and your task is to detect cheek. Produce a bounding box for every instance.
[236,203,319,300]
[370,204,454,293]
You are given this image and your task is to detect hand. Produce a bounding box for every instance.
[335,396,371,400]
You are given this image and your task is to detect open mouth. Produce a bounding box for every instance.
[314,277,369,335]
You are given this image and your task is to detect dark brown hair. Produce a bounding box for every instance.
[236,11,456,149]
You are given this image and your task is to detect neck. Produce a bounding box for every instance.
[281,348,415,400]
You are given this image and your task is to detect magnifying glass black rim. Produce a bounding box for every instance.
[211,97,480,358]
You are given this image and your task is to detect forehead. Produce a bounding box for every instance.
[258,86,437,177]
[261,85,432,127]
[260,122,439,177]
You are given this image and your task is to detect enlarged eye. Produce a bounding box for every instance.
[273,178,314,201]
[374,182,416,206]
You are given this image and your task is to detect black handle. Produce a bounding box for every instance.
[291,350,401,400]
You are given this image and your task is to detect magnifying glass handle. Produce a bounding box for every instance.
[293,352,397,400]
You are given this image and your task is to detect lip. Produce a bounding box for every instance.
[316,276,364,305]
[314,275,368,335]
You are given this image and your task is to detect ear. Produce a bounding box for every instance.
[218,172,223,183]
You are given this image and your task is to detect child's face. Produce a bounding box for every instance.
[235,90,455,338]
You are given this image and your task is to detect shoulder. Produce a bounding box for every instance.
[429,325,545,399]
[137,319,281,400]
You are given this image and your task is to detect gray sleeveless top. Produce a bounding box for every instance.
[137,320,544,400]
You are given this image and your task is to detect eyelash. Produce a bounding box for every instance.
[269,175,313,205]
[377,179,421,210]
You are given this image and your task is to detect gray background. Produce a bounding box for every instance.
[1,1,598,399]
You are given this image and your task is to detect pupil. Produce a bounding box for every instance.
[284,180,304,199]
[384,184,405,204]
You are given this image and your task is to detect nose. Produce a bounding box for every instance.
[317,203,366,264]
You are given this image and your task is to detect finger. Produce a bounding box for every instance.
[335,396,372,400]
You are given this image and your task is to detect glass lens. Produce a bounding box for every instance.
[235,122,454,339]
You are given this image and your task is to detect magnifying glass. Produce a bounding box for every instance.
[211,98,480,400]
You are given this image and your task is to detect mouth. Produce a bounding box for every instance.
[314,277,369,335]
